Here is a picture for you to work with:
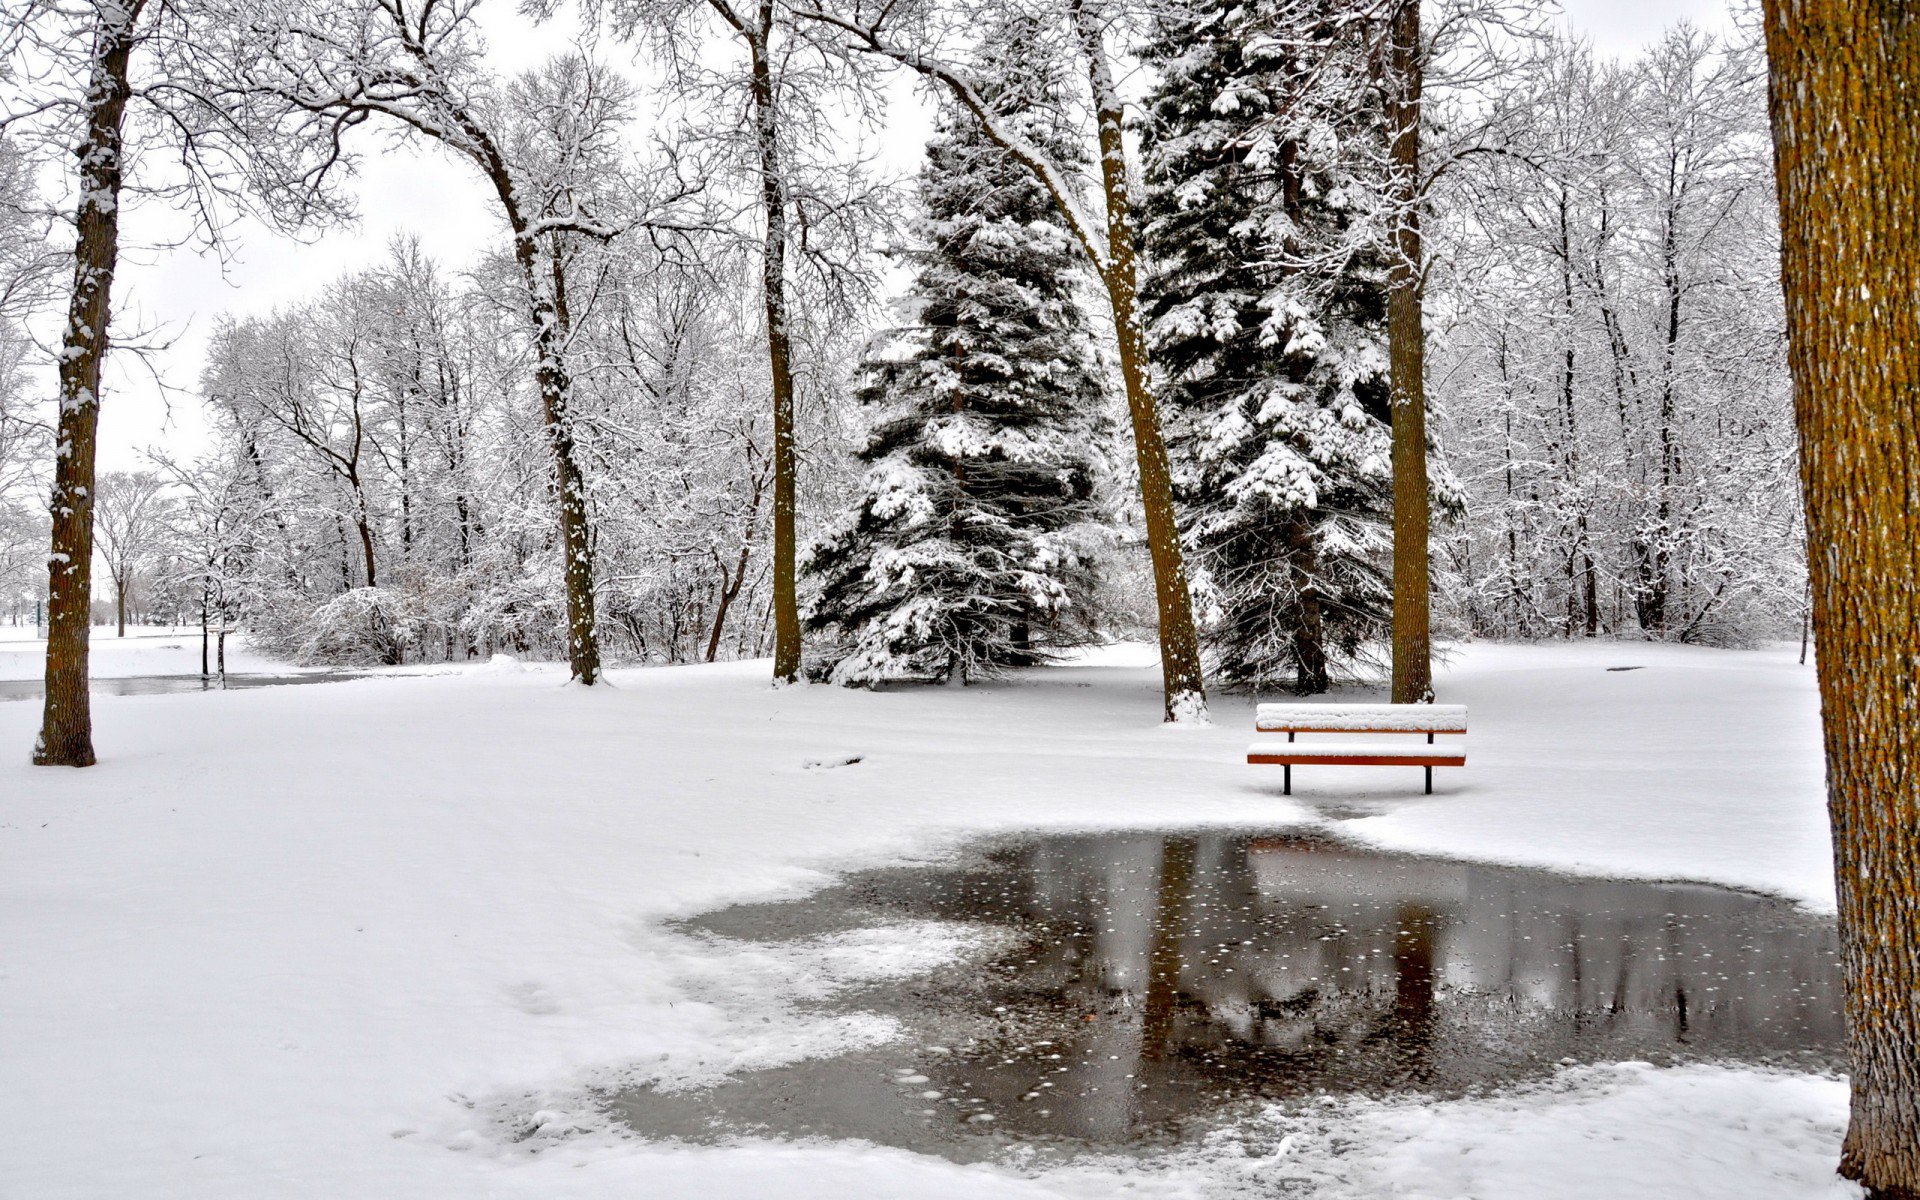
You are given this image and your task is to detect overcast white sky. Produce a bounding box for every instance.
[88,0,1739,471]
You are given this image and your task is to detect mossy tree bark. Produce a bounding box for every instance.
[1762,3,1920,1195]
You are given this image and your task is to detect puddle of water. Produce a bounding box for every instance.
[0,672,371,703]
[609,830,1843,1160]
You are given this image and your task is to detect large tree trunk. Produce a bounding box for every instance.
[482,173,599,682]
[1762,4,1920,1195]
[1071,0,1208,722]
[1555,194,1599,639]
[1383,0,1433,704]
[523,265,601,685]
[36,2,144,767]
[115,580,127,638]
[1285,520,1330,696]
[747,19,802,686]
[1640,189,1686,636]
[538,351,600,683]
[427,97,603,683]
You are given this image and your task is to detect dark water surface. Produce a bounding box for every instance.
[0,671,371,702]
[610,830,1843,1159]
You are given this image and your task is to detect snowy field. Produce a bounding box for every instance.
[0,641,1855,1198]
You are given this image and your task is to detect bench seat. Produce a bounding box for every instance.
[1246,740,1467,767]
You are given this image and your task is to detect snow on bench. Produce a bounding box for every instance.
[1255,703,1468,734]
[1248,703,1467,795]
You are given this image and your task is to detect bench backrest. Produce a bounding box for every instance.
[1255,703,1467,734]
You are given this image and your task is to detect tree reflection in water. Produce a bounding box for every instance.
[612,831,1842,1156]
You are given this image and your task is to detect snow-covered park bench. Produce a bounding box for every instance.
[1247,703,1467,796]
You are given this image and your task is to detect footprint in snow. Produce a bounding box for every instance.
[803,755,865,769]
[505,981,560,1015]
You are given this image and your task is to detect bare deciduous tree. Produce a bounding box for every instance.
[238,2,678,683]
[582,0,889,684]
[4,0,358,763]
[9,0,148,764]
[0,136,50,617]
[92,469,170,636]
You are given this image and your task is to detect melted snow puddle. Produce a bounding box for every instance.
[608,830,1843,1162]
[0,671,373,702]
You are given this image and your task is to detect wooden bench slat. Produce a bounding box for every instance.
[1246,741,1466,767]
[1247,752,1467,767]
[1253,725,1467,735]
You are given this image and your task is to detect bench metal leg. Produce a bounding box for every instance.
[1425,766,1433,795]
[1284,764,1292,796]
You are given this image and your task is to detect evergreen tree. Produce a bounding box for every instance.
[804,48,1110,686]
[1140,0,1395,694]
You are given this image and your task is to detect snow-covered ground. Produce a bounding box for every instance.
[0,641,1854,1198]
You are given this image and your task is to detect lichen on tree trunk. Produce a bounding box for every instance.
[1762,2,1920,1194]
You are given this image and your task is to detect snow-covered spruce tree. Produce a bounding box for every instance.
[1140,0,1394,695]
[804,53,1110,686]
